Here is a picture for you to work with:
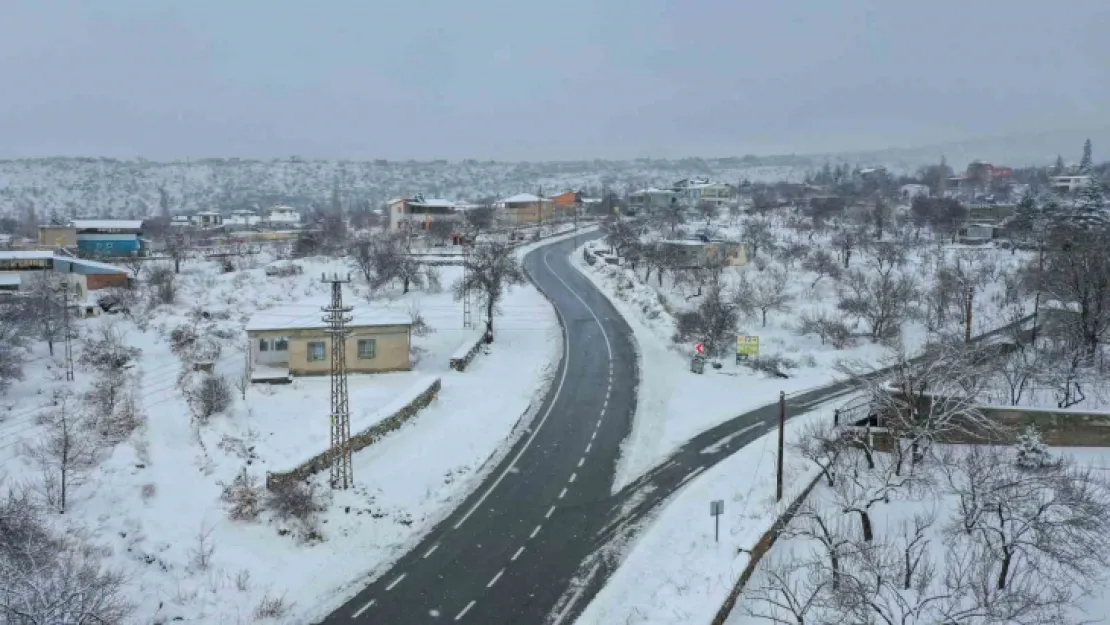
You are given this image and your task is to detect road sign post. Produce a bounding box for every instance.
[776,391,785,502]
[710,499,724,542]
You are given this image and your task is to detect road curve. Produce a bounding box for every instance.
[317,230,639,624]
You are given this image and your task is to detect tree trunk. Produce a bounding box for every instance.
[485,299,495,342]
[761,309,768,327]
[964,287,973,344]
[997,549,1012,590]
[174,257,181,274]
[47,339,54,356]
[857,510,873,542]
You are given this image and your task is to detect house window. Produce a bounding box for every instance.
[357,339,376,360]
[259,338,269,352]
[307,341,326,362]
[273,337,288,352]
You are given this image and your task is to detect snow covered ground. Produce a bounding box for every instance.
[572,213,1038,491]
[727,446,1110,625]
[0,230,591,623]
[574,401,844,625]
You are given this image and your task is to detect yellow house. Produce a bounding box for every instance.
[246,307,412,377]
[499,193,554,224]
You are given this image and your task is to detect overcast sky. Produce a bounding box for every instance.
[2,0,1107,161]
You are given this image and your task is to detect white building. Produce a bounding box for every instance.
[900,184,930,200]
[226,210,261,229]
[672,178,735,207]
[266,205,302,228]
[387,197,458,232]
[1050,175,1092,194]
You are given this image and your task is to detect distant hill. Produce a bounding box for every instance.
[0,127,1104,220]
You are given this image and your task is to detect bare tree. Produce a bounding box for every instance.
[453,241,526,342]
[657,201,685,237]
[0,298,27,391]
[350,233,425,294]
[22,273,64,356]
[426,219,455,246]
[796,310,856,349]
[741,215,775,259]
[25,392,99,514]
[1031,224,1110,358]
[776,239,809,270]
[794,419,849,487]
[740,552,829,625]
[735,266,793,327]
[462,203,495,240]
[163,229,191,274]
[673,282,737,358]
[837,264,916,342]
[187,374,233,424]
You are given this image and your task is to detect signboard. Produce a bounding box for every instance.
[736,336,759,362]
[710,500,724,516]
[695,343,705,356]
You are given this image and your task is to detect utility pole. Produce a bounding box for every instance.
[776,391,785,502]
[321,273,353,489]
[58,278,74,382]
[462,242,472,329]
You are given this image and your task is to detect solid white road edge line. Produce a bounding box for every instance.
[512,546,525,561]
[550,561,602,625]
[452,286,573,530]
[351,598,376,618]
[385,573,406,591]
[455,600,476,621]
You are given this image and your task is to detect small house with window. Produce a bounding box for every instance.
[245,306,412,378]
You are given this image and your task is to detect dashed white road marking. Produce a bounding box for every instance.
[423,544,438,559]
[487,569,504,588]
[352,598,376,618]
[558,487,567,499]
[577,457,584,468]
[585,442,592,454]
[455,600,476,620]
[512,546,525,561]
[569,472,577,483]
[530,524,542,539]
[386,573,407,591]
[546,505,556,519]
[590,431,596,441]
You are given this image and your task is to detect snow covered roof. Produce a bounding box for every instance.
[502,193,543,204]
[245,306,412,333]
[410,198,455,208]
[0,274,21,286]
[0,251,54,260]
[71,219,144,230]
[633,187,676,195]
[64,257,133,277]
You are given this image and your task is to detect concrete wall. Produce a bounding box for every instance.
[504,202,554,224]
[86,273,129,291]
[38,227,77,248]
[248,325,411,375]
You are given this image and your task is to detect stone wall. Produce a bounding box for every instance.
[449,334,486,372]
[265,378,442,490]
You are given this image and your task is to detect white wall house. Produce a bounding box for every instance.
[266,205,301,228]
[226,210,261,228]
[900,184,930,200]
[1050,175,1092,194]
[387,197,458,232]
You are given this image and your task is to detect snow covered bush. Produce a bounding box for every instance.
[1014,425,1056,470]
[220,468,264,521]
[266,479,325,542]
[187,374,232,424]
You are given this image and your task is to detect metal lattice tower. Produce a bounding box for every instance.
[59,279,74,382]
[462,242,473,328]
[321,273,354,489]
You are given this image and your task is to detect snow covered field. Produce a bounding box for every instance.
[572,214,1035,491]
[574,402,844,625]
[0,231,589,623]
[728,445,1110,625]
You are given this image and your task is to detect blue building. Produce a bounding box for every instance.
[72,220,144,256]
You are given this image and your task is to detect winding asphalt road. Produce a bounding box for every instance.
[318,230,1034,624]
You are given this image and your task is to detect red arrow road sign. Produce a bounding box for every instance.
[695,343,705,355]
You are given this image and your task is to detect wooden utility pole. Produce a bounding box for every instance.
[776,391,785,502]
[964,285,974,344]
